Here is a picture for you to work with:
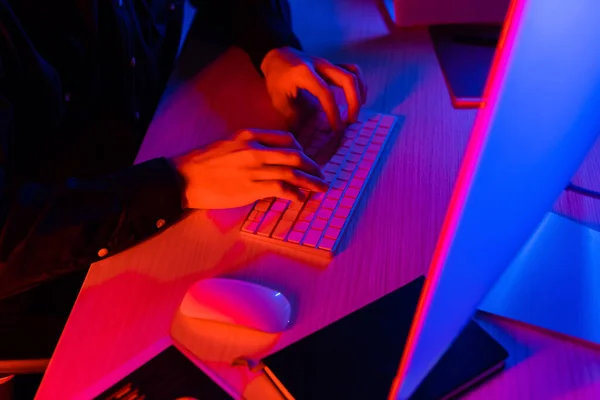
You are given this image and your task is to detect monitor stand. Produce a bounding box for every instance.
[479,212,600,346]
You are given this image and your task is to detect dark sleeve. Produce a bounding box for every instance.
[0,97,184,300]
[0,157,185,301]
[189,0,302,73]
[0,2,185,299]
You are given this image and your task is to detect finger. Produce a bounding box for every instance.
[258,181,305,203]
[251,167,328,192]
[236,129,301,150]
[314,61,361,123]
[296,65,342,133]
[252,148,324,178]
[338,63,367,106]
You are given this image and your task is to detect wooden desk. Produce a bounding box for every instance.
[38,0,600,398]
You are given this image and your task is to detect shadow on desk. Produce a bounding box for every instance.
[473,313,600,399]
[318,31,425,112]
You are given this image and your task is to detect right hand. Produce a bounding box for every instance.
[171,129,328,210]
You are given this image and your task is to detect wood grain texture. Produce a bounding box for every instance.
[38,0,600,398]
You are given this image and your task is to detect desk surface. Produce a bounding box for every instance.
[38,0,600,398]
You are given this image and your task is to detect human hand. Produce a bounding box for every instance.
[170,129,328,210]
[260,47,367,133]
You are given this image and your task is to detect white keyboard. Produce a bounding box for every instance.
[240,110,397,257]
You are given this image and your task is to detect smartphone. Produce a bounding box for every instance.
[76,338,238,400]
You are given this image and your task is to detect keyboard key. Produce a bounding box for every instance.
[342,162,356,172]
[324,172,336,182]
[341,138,353,148]
[271,200,289,212]
[355,137,369,146]
[282,210,298,221]
[371,135,385,144]
[257,211,282,236]
[347,153,361,163]
[255,201,271,212]
[336,146,349,156]
[325,227,341,239]
[272,220,293,240]
[332,179,347,190]
[328,189,343,200]
[331,155,345,164]
[355,169,368,179]
[368,143,382,152]
[242,220,259,233]
[345,187,359,198]
[358,160,373,170]
[312,218,327,230]
[294,221,309,232]
[335,207,350,218]
[318,237,335,250]
[324,162,338,173]
[363,152,376,161]
[249,210,264,222]
[299,210,316,222]
[359,128,372,138]
[329,217,345,228]
[322,198,337,209]
[287,231,304,243]
[345,129,358,139]
[318,208,332,219]
[365,121,378,129]
[289,201,303,211]
[338,171,352,180]
[304,200,320,211]
[350,178,364,189]
[340,196,354,208]
[351,144,365,154]
[311,192,325,202]
[302,229,323,247]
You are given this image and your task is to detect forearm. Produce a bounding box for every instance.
[0,1,185,299]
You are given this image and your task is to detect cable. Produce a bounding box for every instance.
[566,183,600,200]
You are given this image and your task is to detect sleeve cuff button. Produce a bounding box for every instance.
[97,248,109,258]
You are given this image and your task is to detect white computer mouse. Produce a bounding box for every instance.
[179,278,292,333]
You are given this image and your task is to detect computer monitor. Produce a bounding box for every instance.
[390,0,600,398]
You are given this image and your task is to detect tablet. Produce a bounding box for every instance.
[261,277,508,399]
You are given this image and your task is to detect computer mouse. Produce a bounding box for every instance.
[179,278,292,333]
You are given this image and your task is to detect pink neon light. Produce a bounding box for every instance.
[390,0,527,397]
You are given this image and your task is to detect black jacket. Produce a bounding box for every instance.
[0,0,301,299]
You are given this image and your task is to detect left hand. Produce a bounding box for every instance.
[260,47,367,133]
